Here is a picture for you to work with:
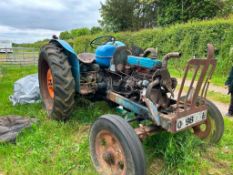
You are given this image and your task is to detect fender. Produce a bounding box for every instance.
[50,39,80,92]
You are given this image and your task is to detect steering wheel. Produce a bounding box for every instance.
[90,35,116,48]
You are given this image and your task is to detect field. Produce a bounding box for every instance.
[0,65,232,175]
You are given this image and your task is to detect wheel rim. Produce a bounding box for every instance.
[95,130,126,175]
[39,59,54,111]
[47,69,54,99]
[193,116,213,139]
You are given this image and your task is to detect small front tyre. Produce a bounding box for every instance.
[90,114,146,175]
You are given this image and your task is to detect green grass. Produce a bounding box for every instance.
[0,65,98,175]
[0,65,232,175]
[176,84,230,104]
[207,91,230,104]
[169,66,226,87]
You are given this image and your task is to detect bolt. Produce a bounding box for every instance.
[102,151,115,165]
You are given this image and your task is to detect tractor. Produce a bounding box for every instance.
[38,36,224,175]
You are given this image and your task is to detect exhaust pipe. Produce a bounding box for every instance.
[162,52,182,68]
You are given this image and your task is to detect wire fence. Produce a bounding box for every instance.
[0,47,39,65]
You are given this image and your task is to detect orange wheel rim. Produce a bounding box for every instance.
[47,69,54,99]
[95,130,126,175]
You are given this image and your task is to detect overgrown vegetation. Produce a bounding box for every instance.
[0,65,232,175]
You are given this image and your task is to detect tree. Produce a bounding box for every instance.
[90,26,102,34]
[99,0,136,32]
[59,31,72,40]
[70,28,90,38]
[135,0,158,28]
[220,0,233,16]
[99,0,160,31]
[99,0,231,31]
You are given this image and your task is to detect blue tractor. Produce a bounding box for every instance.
[38,36,224,175]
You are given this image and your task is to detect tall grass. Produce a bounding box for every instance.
[145,131,204,175]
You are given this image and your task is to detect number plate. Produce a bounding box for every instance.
[176,110,207,131]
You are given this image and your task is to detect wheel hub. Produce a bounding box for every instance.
[95,130,126,174]
[102,151,115,165]
[193,117,211,139]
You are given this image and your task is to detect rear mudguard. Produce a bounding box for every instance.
[49,39,80,92]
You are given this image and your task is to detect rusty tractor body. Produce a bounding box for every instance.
[38,36,224,175]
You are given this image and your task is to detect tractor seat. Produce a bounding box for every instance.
[78,53,95,64]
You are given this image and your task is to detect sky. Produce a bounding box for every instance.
[0,0,104,43]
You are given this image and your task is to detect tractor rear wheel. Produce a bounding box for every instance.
[90,114,146,175]
[38,43,75,120]
[193,99,224,144]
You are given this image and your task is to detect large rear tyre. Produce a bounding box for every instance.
[193,99,224,144]
[38,43,75,120]
[90,114,146,175]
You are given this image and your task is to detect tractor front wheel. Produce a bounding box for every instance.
[38,43,75,120]
[90,114,146,175]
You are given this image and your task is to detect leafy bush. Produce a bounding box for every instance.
[60,27,103,40]
[13,39,49,49]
